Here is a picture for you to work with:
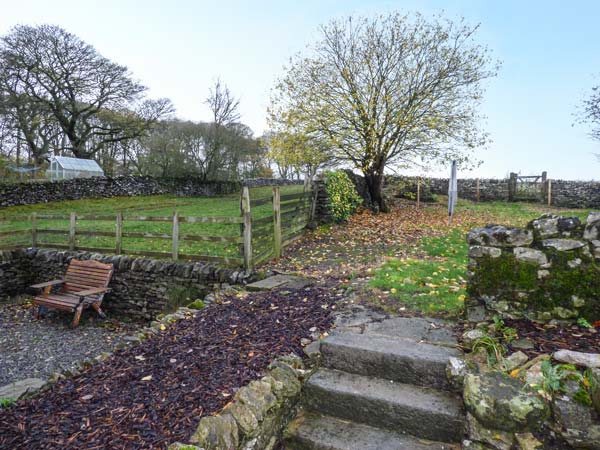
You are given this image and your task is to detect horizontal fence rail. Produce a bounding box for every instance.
[0,185,317,269]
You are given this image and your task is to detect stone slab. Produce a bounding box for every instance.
[362,317,458,346]
[0,378,45,401]
[285,413,459,450]
[303,368,465,443]
[321,332,461,391]
[246,275,312,291]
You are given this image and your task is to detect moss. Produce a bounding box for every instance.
[468,253,538,297]
[167,286,204,308]
[187,300,206,310]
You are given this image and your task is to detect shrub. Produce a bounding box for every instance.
[324,170,362,222]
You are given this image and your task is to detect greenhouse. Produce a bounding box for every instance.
[47,156,104,180]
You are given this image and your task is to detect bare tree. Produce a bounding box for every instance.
[269,13,498,211]
[203,80,241,180]
[0,24,171,159]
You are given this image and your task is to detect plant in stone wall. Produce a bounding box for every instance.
[324,170,363,222]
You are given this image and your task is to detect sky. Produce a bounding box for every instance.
[1,0,600,180]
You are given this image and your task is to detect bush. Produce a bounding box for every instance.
[324,170,362,222]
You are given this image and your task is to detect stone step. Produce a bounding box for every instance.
[303,368,465,443]
[320,332,461,391]
[284,413,459,450]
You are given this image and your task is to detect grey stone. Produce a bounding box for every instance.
[446,356,467,391]
[224,401,259,436]
[463,329,486,347]
[167,444,204,450]
[0,378,46,400]
[470,246,502,259]
[246,275,311,291]
[463,372,548,432]
[466,413,514,450]
[584,212,600,240]
[552,393,600,450]
[467,226,533,248]
[511,338,535,351]
[503,351,528,372]
[320,331,461,391]
[530,215,559,239]
[362,317,458,346]
[304,368,465,443]
[514,432,543,450]
[190,414,239,449]
[590,368,600,414]
[284,413,455,450]
[541,239,586,251]
[553,349,600,368]
[513,248,547,266]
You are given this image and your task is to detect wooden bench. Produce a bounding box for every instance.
[30,259,114,328]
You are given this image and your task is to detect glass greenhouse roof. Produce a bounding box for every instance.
[52,156,103,172]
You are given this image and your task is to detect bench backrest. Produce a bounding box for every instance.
[63,259,114,294]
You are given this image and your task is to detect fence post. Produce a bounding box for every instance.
[31,213,37,248]
[476,178,480,202]
[172,211,179,260]
[508,173,517,201]
[273,186,282,259]
[416,178,421,209]
[116,212,123,254]
[241,186,252,270]
[69,212,76,251]
[547,179,552,207]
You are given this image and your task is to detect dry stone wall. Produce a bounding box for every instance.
[0,176,303,208]
[0,248,251,320]
[466,213,600,322]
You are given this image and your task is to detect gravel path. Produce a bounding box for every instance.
[0,297,141,386]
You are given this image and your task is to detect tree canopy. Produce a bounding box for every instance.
[269,12,499,211]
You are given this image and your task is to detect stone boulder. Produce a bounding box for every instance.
[190,414,239,450]
[541,239,587,252]
[467,226,533,248]
[584,212,600,241]
[553,350,600,369]
[463,372,549,432]
[529,215,560,239]
[552,391,600,450]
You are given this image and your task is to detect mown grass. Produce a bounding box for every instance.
[0,185,305,259]
[370,198,592,316]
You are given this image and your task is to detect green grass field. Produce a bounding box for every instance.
[0,185,305,260]
[370,198,592,316]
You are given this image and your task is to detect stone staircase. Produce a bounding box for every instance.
[283,317,466,450]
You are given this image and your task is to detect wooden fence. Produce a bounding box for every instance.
[0,186,315,269]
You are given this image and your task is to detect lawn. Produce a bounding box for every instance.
[369,198,592,316]
[0,185,305,260]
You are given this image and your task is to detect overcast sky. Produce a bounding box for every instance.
[1,0,600,179]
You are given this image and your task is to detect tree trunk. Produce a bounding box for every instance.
[364,171,388,213]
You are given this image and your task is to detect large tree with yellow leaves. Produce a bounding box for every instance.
[269,13,498,212]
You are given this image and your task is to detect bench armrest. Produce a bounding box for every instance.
[30,279,64,289]
[73,287,111,297]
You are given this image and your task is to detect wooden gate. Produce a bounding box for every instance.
[508,172,547,202]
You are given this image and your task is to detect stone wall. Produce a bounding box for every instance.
[465,213,600,322]
[0,248,251,320]
[169,355,307,450]
[0,250,35,299]
[0,176,303,208]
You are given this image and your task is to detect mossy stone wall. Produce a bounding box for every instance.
[466,213,600,322]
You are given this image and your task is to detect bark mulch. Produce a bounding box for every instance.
[0,287,335,450]
[504,319,600,358]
